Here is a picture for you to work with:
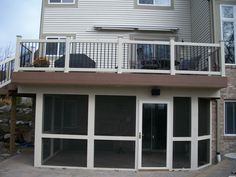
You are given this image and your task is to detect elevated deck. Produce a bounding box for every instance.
[0,37,227,92]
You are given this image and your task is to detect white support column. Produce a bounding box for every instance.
[64,37,71,73]
[170,38,175,75]
[220,41,225,77]
[168,101,173,170]
[14,35,22,72]
[117,36,124,74]
[31,46,35,66]
[34,93,43,167]
[208,49,211,75]
[87,94,95,169]
[191,97,198,170]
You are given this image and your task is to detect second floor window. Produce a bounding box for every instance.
[138,0,171,6]
[49,0,75,4]
[221,5,236,64]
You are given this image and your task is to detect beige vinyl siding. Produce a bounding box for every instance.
[42,0,192,42]
[191,0,212,43]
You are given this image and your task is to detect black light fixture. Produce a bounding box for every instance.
[151,88,160,96]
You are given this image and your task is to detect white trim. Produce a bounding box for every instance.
[191,97,198,170]
[94,136,136,141]
[197,135,211,141]
[34,93,43,167]
[138,101,170,170]
[48,0,75,4]
[172,137,192,141]
[174,42,220,47]
[18,67,64,72]
[42,134,88,139]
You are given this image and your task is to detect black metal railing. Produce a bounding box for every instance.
[123,43,171,70]
[175,45,220,72]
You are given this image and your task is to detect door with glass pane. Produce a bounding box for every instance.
[139,102,168,169]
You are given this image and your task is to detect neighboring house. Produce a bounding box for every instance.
[0,0,232,171]
[212,0,236,158]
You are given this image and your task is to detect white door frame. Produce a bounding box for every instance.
[138,100,170,170]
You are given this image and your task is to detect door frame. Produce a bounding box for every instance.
[138,100,171,170]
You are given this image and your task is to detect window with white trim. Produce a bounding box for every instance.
[138,0,171,6]
[49,0,75,4]
[46,37,66,56]
[221,5,236,64]
[225,101,236,135]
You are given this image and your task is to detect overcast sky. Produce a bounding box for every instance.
[0,0,41,50]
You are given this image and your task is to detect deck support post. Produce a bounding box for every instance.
[220,40,225,77]
[10,95,17,154]
[64,37,71,73]
[170,37,175,75]
[117,36,124,74]
[14,35,22,72]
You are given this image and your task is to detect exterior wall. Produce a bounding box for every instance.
[190,0,212,43]
[40,0,192,41]
[219,66,236,156]
[213,0,236,156]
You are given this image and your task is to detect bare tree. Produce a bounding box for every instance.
[0,44,14,61]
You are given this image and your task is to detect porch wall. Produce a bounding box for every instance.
[18,85,220,170]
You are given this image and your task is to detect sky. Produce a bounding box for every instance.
[0,0,41,51]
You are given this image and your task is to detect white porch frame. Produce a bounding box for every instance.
[33,90,213,171]
[138,100,171,170]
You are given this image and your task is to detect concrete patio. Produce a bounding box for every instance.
[0,148,236,177]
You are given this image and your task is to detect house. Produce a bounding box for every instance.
[0,0,232,171]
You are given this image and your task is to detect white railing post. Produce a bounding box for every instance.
[220,40,226,77]
[170,37,175,75]
[31,46,35,66]
[64,37,70,73]
[208,48,211,75]
[117,36,124,74]
[14,35,22,72]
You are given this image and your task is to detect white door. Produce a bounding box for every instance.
[138,101,169,170]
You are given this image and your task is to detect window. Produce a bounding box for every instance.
[173,97,191,137]
[46,37,66,56]
[49,0,75,4]
[43,95,88,135]
[138,0,171,6]
[221,5,236,64]
[225,101,236,135]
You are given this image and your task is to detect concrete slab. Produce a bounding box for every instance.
[0,148,236,177]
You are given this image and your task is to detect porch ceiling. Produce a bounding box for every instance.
[11,72,227,89]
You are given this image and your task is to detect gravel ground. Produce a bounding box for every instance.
[0,148,236,177]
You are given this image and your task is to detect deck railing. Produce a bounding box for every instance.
[0,57,15,88]
[14,36,225,76]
